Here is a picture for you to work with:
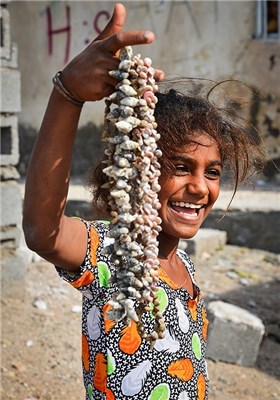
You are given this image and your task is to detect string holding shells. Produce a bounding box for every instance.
[102,46,165,342]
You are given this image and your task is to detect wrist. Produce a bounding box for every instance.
[52,71,84,108]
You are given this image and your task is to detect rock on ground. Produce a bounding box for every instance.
[1,244,280,400]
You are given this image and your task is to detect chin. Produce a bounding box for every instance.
[168,226,201,241]
[180,230,200,240]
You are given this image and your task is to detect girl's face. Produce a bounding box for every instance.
[158,134,222,242]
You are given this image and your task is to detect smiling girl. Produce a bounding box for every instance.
[23,4,264,400]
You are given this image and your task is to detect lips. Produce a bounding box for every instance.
[170,201,204,217]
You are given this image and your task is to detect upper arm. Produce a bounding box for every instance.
[38,216,88,272]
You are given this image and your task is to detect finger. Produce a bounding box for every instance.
[104,30,155,55]
[94,3,126,42]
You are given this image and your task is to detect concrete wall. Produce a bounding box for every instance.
[8,0,280,175]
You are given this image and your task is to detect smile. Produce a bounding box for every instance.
[170,201,204,217]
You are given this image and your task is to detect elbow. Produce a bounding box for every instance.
[22,217,57,256]
[22,218,42,253]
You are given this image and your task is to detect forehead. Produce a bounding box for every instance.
[173,135,221,159]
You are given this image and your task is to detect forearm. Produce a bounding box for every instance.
[22,2,164,267]
[23,88,82,253]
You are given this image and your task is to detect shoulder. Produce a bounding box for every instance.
[81,219,113,252]
[56,219,113,289]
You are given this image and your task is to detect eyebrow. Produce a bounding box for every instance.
[170,156,223,168]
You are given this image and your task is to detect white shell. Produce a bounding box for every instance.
[115,120,133,134]
[102,45,164,341]
[120,97,139,107]
[119,84,138,97]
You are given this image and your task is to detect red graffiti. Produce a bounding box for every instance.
[46,5,71,64]
[93,10,110,34]
[45,7,110,64]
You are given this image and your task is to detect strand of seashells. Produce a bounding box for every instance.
[101,46,165,342]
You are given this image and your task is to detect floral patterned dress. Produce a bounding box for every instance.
[57,220,209,400]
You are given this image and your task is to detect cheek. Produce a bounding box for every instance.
[158,177,175,201]
[209,182,220,204]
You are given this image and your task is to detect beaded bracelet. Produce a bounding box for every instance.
[52,71,84,107]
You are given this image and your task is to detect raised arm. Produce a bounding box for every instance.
[22,3,164,271]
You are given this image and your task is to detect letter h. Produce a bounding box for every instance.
[46,5,71,64]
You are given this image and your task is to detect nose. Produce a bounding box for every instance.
[186,174,209,197]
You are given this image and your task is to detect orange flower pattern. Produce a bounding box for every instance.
[57,220,209,399]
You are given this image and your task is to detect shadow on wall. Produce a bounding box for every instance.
[205,279,280,380]
[18,122,104,176]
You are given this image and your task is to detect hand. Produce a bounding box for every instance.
[60,3,164,102]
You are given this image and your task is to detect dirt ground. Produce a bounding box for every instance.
[1,244,280,400]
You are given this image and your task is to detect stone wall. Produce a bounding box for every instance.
[0,2,30,295]
[7,1,279,177]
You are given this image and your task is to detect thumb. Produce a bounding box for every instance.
[94,3,126,42]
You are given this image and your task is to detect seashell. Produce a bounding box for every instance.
[154,149,162,157]
[147,67,155,76]
[120,96,139,107]
[119,59,133,71]
[139,71,147,79]
[102,46,164,341]
[126,287,142,299]
[119,84,138,97]
[108,300,124,310]
[110,189,129,199]
[137,78,146,86]
[140,120,149,128]
[120,46,133,61]
[108,134,127,144]
[121,204,132,213]
[144,57,152,66]
[120,140,139,151]
[106,108,120,122]
[116,293,126,301]
[138,98,148,107]
[113,156,130,168]
[150,331,158,341]
[115,179,130,189]
[115,120,133,134]
[151,182,161,192]
[123,116,141,128]
[108,90,126,103]
[128,69,138,78]
[119,106,134,118]
[109,70,129,80]
[109,226,129,238]
[158,330,165,339]
[131,277,144,288]
[115,196,130,207]
[126,307,140,322]
[142,290,153,302]
[143,91,156,103]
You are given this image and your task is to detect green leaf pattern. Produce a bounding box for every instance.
[107,348,116,376]
[150,287,168,317]
[148,383,170,400]
[97,261,111,288]
[192,332,202,360]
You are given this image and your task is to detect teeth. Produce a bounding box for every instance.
[171,201,202,209]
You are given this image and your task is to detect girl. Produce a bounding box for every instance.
[23,4,263,400]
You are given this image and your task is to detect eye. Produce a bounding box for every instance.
[205,168,221,180]
[174,164,190,175]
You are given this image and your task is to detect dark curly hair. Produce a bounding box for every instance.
[88,79,265,217]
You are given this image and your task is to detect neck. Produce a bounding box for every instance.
[158,232,179,261]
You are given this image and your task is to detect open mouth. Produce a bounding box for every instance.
[170,201,204,217]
